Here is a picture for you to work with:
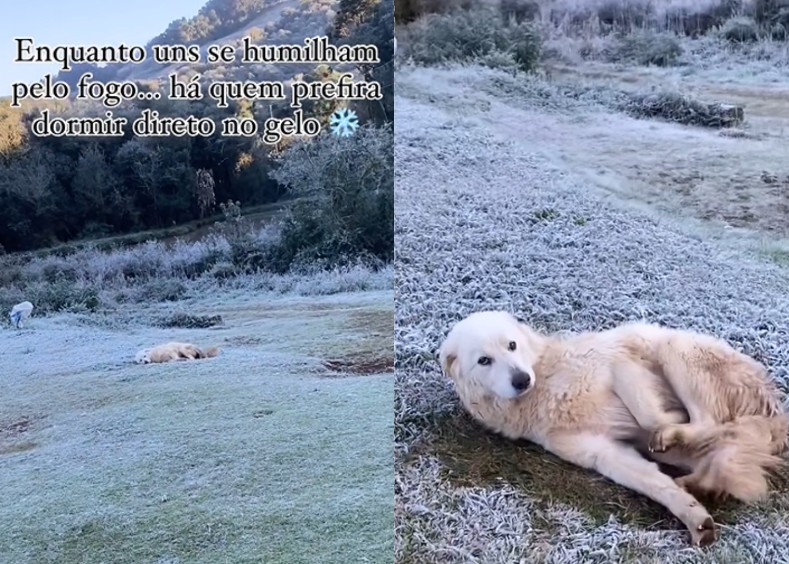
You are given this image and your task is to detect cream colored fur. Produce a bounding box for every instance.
[439,311,788,546]
[135,342,220,364]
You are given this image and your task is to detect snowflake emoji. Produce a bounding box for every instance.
[329,108,359,137]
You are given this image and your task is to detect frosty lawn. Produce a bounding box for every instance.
[0,289,393,564]
[394,65,789,562]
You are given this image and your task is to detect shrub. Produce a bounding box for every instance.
[117,241,168,280]
[155,313,223,329]
[508,22,542,72]
[40,260,79,284]
[771,22,788,39]
[28,280,102,313]
[395,0,475,24]
[665,0,742,37]
[500,0,540,25]
[210,261,238,280]
[479,50,520,72]
[621,92,744,128]
[169,242,224,279]
[134,279,188,303]
[406,9,541,71]
[597,0,653,31]
[268,125,393,272]
[406,10,506,66]
[0,286,26,316]
[609,31,683,66]
[756,0,789,29]
[720,16,760,42]
[206,202,282,274]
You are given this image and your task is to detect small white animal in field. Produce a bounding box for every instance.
[135,341,221,364]
[9,301,34,328]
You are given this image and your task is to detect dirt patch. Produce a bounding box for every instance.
[640,167,789,234]
[225,335,263,346]
[348,309,394,336]
[222,302,339,316]
[0,416,40,456]
[422,411,789,529]
[314,307,393,363]
[1,416,33,437]
[322,355,394,376]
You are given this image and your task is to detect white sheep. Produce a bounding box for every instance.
[9,301,34,328]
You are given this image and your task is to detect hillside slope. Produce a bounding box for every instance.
[56,0,339,88]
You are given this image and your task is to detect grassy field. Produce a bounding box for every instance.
[394,14,789,561]
[0,288,393,563]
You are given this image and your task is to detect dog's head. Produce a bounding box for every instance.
[439,311,541,400]
[135,349,152,364]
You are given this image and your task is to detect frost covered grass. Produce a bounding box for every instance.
[394,69,789,562]
[0,208,394,563]
[0,288,394,563]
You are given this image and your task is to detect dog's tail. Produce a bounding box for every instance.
[684,414,788,503]
[199,346,221,359]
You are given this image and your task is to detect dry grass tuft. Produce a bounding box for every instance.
[323,355,395,375]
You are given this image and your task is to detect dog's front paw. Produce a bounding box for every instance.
[649,424,682,453]
[689,516,717,547]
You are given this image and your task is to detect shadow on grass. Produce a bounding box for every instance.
[419,410,789,530]
[322,355,394,376]
[0,441,38,455]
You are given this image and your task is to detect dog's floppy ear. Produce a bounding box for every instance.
[438,338,459,380]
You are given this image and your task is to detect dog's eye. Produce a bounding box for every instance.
[508,341,517,351]
[478,356,492,366]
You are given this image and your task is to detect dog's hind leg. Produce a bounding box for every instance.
[657,333,782,425]
[547,433,717,546]
[612,362,688,431]
[651,418,784,503]
[650,416,783,453]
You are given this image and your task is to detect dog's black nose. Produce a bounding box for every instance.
[511,370,532,391]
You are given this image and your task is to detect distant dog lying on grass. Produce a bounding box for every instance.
[135,342,220,364]
[439,311,788,546]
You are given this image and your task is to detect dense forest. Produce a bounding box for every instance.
[0,0,393,266]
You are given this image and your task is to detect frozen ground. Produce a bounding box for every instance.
[394,64,789,562]
[397,61,789,247]
[0,288,393,564]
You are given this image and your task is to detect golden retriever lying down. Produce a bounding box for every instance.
[439,311,788,546]
[135,342,220,364]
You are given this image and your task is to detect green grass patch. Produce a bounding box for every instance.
[427,411,789,529]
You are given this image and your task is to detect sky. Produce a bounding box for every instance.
[0,0,206,96]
